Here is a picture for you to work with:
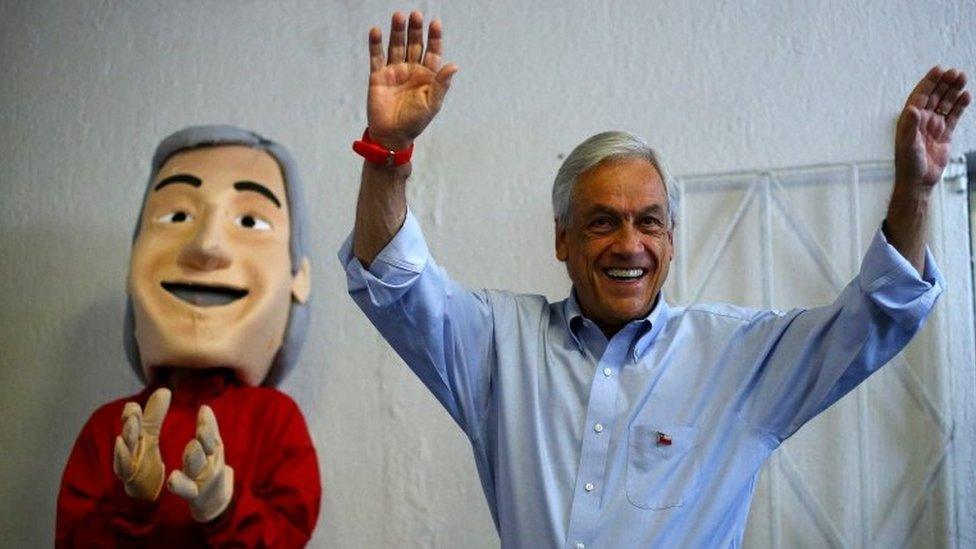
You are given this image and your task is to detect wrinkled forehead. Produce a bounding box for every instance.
[572,157,667,206]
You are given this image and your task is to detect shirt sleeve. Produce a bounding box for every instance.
[736,225,944,443]
[203,397,320,547]
[339,210,494,439]
[56,408,160,547]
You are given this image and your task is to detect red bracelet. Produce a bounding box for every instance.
[352,129,414,167]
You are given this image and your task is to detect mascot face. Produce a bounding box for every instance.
[128,145,309,386]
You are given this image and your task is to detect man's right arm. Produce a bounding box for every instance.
[353,11,456,266]
[345,13,492,437]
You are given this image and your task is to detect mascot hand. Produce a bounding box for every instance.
[113,387,171,500]
[166,405,234,522]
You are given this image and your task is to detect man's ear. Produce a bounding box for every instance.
[555,220,568,262]
[291,257,311,304]
[667,228,674,262]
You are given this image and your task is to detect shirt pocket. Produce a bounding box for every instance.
[626,424,700,510]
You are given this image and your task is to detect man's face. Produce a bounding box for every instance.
[555,157,673,336]
[129,146,310,386]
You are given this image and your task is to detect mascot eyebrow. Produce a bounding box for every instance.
[153,174,282,208]
[154,174,201,190]
[233,181,281,208]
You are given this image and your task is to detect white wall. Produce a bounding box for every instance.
[0,1,973,546]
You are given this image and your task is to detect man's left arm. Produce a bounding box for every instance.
[884,66,970,271]
[735,67,968,443]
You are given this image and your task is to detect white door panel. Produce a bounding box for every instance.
[671,159,973,548]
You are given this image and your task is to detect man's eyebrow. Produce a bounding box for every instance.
[638,204,667,217]
[153,174,202,191]
[583,203,667,219]
[585,205,622,217]
[233,181,282,208]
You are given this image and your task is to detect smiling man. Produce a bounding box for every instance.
[57,126,320,546]
[554,155,674,336]
[340,11,970,548]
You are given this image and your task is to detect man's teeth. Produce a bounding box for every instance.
[605,268,645,280]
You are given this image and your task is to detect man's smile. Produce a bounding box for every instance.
[161,281,248,307]
[603,268,647,281]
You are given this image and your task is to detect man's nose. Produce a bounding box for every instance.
[178,213,231,271]
[610,224,645,256]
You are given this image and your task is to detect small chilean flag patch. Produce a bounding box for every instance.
[657,432,672,446]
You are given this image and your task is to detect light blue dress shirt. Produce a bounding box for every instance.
[340,211,942,548]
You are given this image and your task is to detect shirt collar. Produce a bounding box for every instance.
[563,289,670,360]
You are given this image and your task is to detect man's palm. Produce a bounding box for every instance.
[365,11,457,148]
[896,67,970,187]
[368,63,442,144]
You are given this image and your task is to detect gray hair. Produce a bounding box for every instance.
[552,131,679,228]
[123,125,311,387]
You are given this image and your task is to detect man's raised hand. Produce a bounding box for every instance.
[113,387,171,500]
[366,11,458,150]
[896,66,970,189]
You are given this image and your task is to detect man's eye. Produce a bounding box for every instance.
[590,217,613,228]
[156,211,192,223]
[236,215,272,231]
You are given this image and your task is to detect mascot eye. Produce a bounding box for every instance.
[236,214,272,231]
[157,211,192,223]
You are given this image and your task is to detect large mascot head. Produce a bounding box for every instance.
[124,125,311,387]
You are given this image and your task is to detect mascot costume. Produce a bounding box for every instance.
[56,126,320,546]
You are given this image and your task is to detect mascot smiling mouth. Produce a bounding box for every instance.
[161,282,248,307]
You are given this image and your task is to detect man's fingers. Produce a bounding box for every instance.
[934,72,965,116]
[943,90,971,139]
[387,11,407,64]
[369,27,385,73]
[427,64,458,114]
[905,66,942,110]
[429,63,458,109]
[435,63,458,84]
[113,436,134,480]
[422,19,444,71]
[406,11,424,63]
[195,405,222,455]
[183,439,208,478]
[926,68,958,111]
[167,469,199,500]
[142,388,171,436]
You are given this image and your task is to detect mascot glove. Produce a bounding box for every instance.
[112,387,171,500]
[166,404,234,523]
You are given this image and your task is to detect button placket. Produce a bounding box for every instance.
[564,332,633,547]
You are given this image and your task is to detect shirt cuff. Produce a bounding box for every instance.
[858,225,944,330]
[338,209,431,306]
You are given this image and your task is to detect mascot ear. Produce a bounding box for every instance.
[291,257,311,304]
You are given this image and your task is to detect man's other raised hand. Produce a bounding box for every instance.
[896,66,970,189]
[366,11,458,151]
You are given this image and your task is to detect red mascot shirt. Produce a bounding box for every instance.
[56,370,321,547]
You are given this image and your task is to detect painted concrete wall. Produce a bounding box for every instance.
[0,1,973,546]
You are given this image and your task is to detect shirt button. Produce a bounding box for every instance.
[594,423,604,433]
[576,543,585,549]
[584,482,595,492]
[603,367,612,377]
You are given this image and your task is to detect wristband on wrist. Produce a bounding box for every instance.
[352,129,414,167]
